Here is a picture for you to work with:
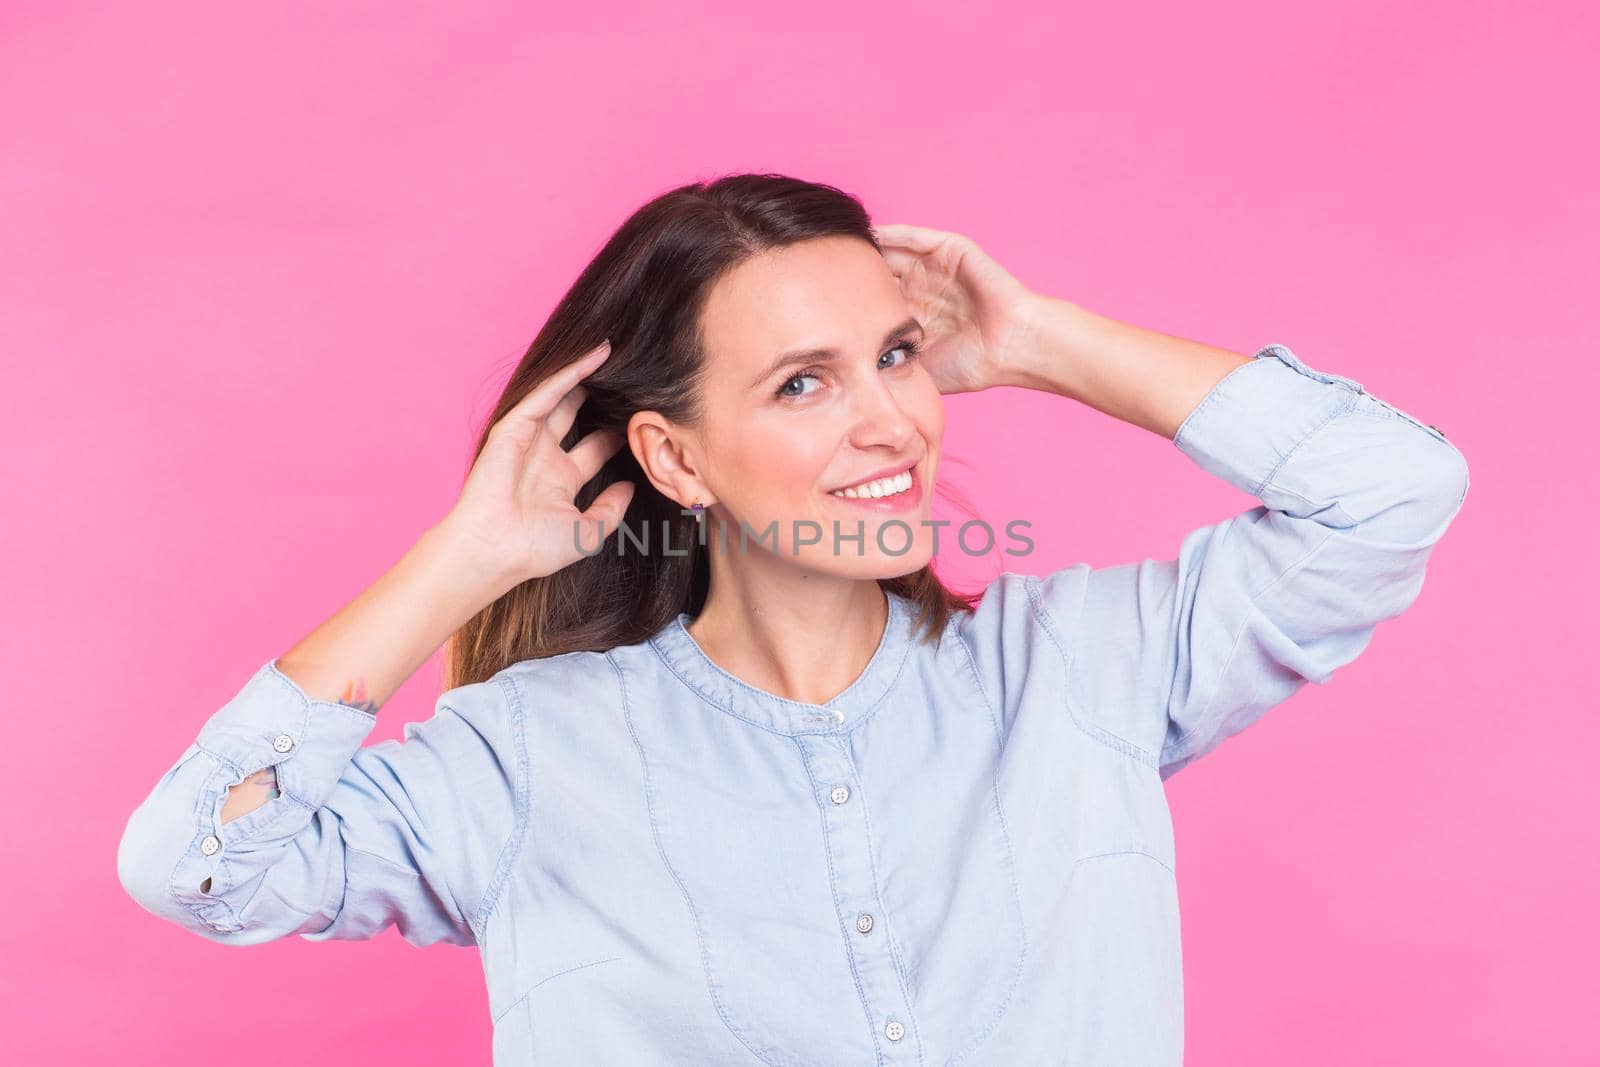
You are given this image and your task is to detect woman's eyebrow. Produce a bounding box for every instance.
[748,317,924,389]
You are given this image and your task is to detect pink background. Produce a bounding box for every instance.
[3,2,1593,1063]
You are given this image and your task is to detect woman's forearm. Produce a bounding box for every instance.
[996,295,1254,440]
[217,520,512,826]
[275,519,513,713]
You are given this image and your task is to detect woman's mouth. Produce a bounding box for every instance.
[826,464,923,513]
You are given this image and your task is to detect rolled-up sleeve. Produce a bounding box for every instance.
[1031,343,1470,780]
[116,659,526,947]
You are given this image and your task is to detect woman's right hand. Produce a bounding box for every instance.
[440,340,635,589]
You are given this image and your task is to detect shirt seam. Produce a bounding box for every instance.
[346,843,425,877]
[167,749,244,933]
[492,955,628,1026]
[1022,575,1160,770]
[1157,398,1360,766]
[192,741,308,806]
[1075,848,1176,878]
[262,657,383,732]
[943,623,1030,1064]
[344,844,473,940]
[949,618,999,749]
[469,673,532,943]
[1156,523,1341,768]
[184,756,306,917]
[647,632,914,737]
[1040,378,1359,770]
[791,736,887,1061]
[835,732,926,1063]
[1249,389,1362,497]
[1171,351,1266,449]
[609,649,781,1065]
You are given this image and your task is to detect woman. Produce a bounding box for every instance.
[117,174,1469,1064]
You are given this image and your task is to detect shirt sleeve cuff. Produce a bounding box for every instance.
[195,659,380,813]
[174,660,380,927]
[1171,343,1375,496]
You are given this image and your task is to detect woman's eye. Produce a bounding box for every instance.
[879,341,922,370]
[777,371,820,399]
[779,342,920,400]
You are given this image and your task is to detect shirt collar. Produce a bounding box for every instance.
[648,586,914,737]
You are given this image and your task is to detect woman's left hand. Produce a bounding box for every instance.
[874,223,1039,394]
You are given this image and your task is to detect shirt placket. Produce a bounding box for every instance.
[796,723,921,1062]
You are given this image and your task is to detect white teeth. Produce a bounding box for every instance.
[829,469,913,500]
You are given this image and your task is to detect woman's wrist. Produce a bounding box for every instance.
[989,294,1253,439]
[988,293,1102,398]
[422,515,525,604]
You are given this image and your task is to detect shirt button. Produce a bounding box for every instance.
[885,1019,905,1041]
[855,912,874,934]
[200,834,221,856]
[830,786,850,805]
[272,734,294,753]
[831,709,844,725]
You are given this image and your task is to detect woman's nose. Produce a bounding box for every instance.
[849,378,917,448]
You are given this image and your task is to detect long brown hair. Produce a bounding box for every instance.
[444,173,983,690]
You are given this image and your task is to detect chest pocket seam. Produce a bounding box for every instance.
[491,955,627,1025]
[943,625,1031,1066]
[1074,847,1176,877]
[1024,574,1162,772]
[611,651,784,1065]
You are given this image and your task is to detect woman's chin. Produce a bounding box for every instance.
[789,543,936,581]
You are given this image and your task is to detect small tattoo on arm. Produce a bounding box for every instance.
[219,767,279,825]
[241,768,279,797]
[339,676,381,714]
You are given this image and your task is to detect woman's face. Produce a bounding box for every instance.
[677,234,946,578]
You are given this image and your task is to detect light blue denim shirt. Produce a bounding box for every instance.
[118,344,1469,1064]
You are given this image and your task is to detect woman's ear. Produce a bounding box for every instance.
[627,410,710,509]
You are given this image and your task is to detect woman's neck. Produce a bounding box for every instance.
[686,568,890,707]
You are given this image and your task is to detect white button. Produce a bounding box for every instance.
[885,1019,905,1041]
[272,734,294,753]
[200,834,221,856]
[831,709,844,724]
[855,912,874,934]
[830,786,850,805]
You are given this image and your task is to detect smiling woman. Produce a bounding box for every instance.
[117,173,1469,1066]
[643,235,949,586]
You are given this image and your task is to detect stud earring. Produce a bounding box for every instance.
[690,498,705,524]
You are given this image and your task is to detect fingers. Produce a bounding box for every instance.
[566,426,627,483]
[879,246,920,280]
[873,223,960,253]
[494,340,613,434]
[546,382,588,443]
[579,479,635,538]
